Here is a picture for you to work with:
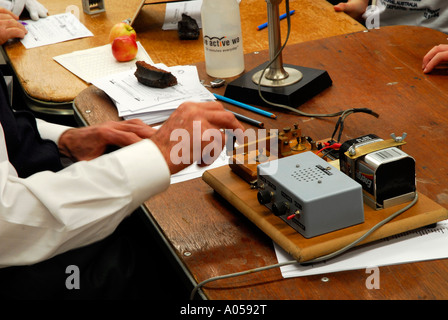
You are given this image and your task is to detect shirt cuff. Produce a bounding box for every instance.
[35,118,72,144]
[111,139,171,206]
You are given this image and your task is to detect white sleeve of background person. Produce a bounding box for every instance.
[0,0,25,16]
[24,0,47,20]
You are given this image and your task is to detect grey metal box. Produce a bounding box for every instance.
[257,152,364,238]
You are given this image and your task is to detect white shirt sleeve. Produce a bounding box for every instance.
[0,122,171,267]
[35,118,72,143]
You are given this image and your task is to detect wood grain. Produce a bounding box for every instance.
[74,25,448,299]
[3,0,364,103]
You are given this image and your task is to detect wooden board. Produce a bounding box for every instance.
[203,165,448,263]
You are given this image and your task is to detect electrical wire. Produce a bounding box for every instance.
[315,142,341,155]
[255,0,340,118]
[330,108,380,143]
[189,193,419,300]
[188,0,409,301]
[189,260,298,300]
[256,0,379,120]
[301,192,419,265]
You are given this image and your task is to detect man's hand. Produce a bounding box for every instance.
[0,7,26,44]
[150,101,245,175]
[422,44,448,73]
[58,119,157,162]
[58,102,245,175]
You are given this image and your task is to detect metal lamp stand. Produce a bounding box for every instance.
[224,0,332,108]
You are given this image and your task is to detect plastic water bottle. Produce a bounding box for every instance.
[201,0,245,78]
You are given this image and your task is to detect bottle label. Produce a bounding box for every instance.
[203,35,241,53]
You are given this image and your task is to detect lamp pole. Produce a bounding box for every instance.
[252,0,303,87]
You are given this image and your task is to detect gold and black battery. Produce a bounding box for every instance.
[339,134,416,210]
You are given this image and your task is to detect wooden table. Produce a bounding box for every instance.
[74,25,448,300]
[2,0,364,110]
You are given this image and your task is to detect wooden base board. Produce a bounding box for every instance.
[202,165,448,263]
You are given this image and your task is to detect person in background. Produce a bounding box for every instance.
[333,0,448,73]
[334,0,448,34]
[422,44,448,73]
[0,0,47,20]
[333,0,368,22]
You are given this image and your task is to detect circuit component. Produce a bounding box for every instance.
[257,151,364,238]
[229,123,317,183]
[339,134,416,209]
[82,0,105,14]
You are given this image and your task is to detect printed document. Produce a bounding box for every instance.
[20,13,93,49]
[92,64,215,125]
[162,0,203,30]
[53,42,153,83]
[276,220,448,277]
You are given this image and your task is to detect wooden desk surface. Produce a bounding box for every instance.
[74,25,448,300]
[3,0,363,103]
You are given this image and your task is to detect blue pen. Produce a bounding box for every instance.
[257,10,295,31]
[213,93,277,119]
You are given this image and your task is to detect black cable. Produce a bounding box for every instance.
[189,193,419,299]
[331,108,380,142]
[256,1,380,120]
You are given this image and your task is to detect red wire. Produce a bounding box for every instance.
[315,143,341,155]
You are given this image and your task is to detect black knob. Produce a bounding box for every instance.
[257,190,272,205]
[272,202,289,216]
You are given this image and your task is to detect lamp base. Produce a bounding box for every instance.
[224,63,332,108]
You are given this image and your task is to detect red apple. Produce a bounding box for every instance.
[109,22,137,43]
[112,36,138,62]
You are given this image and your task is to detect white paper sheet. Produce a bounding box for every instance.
[92,62,225,184]
[92,64,214,125]
[162,0,203,30]
[170,148,230,184]
[20,13,93,49]
[53,42,153,83]
[275,219,448,278]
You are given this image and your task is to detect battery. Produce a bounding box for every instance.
[339,134,416,209]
